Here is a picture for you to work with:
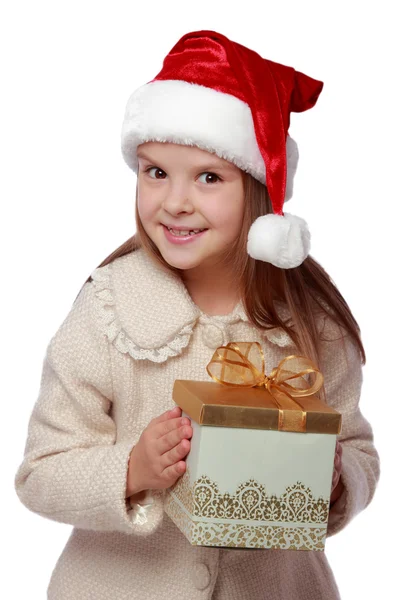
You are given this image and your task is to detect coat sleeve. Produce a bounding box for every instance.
[316,317,380,537]
[14,280,165,536]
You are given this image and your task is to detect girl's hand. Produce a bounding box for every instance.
[126,406,192,497]
[330,439,343,504]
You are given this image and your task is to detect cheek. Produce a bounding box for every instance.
[137,193,155,224]
[212,195,244,237]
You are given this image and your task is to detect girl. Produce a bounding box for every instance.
[14,30,379,599]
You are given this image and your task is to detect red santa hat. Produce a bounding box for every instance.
[121,30,323,269]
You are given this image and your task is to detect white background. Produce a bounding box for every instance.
[2,1,398,598]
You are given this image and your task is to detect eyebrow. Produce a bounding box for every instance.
[136,150,236,171]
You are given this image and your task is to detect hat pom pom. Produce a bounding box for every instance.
[247,212,310,268]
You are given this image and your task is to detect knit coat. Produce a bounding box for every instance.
[14,248,380,600]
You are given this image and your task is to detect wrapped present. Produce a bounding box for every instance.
[164,342,341,551]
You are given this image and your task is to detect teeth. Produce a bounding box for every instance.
[168,227,205,236]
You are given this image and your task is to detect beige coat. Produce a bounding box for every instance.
[14,248,380,600]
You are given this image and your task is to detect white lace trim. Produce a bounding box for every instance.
[262,328,294,347]
[90,265,195,363]
[197,302,295,347]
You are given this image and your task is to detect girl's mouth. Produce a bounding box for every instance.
[162,224,208,244]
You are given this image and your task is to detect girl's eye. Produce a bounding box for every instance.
[145,167,166,179]
[198,172,222,184]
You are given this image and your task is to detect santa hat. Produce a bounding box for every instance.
[121,30,323,269]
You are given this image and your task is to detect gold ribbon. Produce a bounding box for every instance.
[206,342,324,432]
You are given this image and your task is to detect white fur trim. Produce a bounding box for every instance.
[247,212,310,268]
[285,135,299,201]
[121,80,297,202]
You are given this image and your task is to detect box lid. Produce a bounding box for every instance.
[173,380,341,434]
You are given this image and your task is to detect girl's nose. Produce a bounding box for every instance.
[162,193,194,216]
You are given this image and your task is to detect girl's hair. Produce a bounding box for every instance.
[79,171,365,400]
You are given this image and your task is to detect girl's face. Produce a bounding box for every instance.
[137,142,245,273]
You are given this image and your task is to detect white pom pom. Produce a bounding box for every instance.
[247,212,310,268]
[285,135,299,202]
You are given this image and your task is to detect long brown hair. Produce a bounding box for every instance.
[79,172,365,397]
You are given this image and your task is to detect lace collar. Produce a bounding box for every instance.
[90,248,294,363]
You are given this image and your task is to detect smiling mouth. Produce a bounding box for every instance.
[164,225,208,236]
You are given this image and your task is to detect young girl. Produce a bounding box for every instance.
[14,30,379,599]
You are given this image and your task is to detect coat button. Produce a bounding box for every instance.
[191,562,211,590]
[202,324,226,349]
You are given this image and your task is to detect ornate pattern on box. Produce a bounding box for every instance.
[168,466,329,524]
[164,493,327,550]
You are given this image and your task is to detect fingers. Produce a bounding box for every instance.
[152,411,192,474]
[133,407,193,492]
[331,471,339,492]
[160,437,191,470]
[150,406,182,426]
[162,460,187,481]
[331,441,343,492]
[157,422,193,455]
[153,414,191,440]
[334,441,342,470]
[334,451,342,467]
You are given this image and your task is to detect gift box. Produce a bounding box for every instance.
[164,342,342,551]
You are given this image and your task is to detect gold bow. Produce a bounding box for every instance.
[206,342,324,432]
